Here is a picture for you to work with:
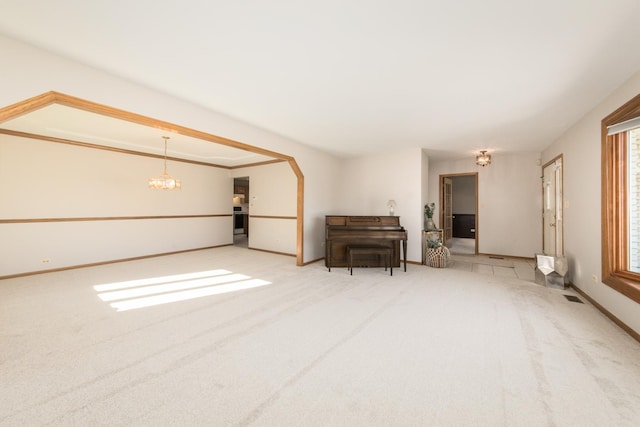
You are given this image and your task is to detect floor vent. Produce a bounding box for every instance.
[489,256,504,259]
[564,295,584,304]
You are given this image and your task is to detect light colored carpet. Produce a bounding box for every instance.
[1,247,639,426]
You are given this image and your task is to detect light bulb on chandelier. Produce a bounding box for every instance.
[475,150,491,167]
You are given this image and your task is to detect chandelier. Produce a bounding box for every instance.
[475,150,492,167]
[149,136,181,190]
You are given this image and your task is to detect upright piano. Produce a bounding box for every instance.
[325,215,407,271]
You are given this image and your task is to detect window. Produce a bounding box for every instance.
[602,93,640,303]
[630,128,640,273]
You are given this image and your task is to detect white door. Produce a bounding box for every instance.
[542,157,563,255]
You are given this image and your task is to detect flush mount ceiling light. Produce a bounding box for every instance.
[149,136,181,190]
[475,150,492,167]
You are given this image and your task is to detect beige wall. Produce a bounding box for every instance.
[0,35,341,270]
[452,175,476,214]
[421,149,430,225]
[429,152,542,258]
[0,134,232,276]
[338,147,425,262]
[542,70,640,335]
[231,162,297,255]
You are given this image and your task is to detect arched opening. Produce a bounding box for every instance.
[0,91,305,276]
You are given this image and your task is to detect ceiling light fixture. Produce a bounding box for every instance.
[149,136,181,190]
[475,150,492,167]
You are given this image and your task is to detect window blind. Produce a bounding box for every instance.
[607,115,640,135]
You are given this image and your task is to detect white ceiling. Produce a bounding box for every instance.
[1,0,640,160]
[0,104,277,167]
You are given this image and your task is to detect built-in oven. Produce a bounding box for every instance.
[233,206,244,228]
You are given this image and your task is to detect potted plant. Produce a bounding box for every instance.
[426,237,450,268]
[424,202,437,231]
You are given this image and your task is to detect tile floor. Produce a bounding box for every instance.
[445,237,537,282]
[448,253,537,282]
[233,232,248,248]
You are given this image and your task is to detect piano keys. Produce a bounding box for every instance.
[325,215,407,272]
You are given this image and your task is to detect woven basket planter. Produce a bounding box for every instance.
[426,246,450,268]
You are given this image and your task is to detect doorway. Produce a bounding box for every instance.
[233,177,250,247]
[542,155,563,256]
[440,173,478,255]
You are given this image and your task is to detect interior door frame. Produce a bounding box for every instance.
[541,154,564,256]
[440,172,479,254]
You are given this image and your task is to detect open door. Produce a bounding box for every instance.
[442,177,453,247]
[542,156,563,255]
[233,177,250,247]
[440,173,478,255]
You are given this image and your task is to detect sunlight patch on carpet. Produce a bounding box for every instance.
[93,270,271,311]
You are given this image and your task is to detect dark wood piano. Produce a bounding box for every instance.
[325,215,407,272]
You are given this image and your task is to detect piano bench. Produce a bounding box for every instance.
[347,246,392,276]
